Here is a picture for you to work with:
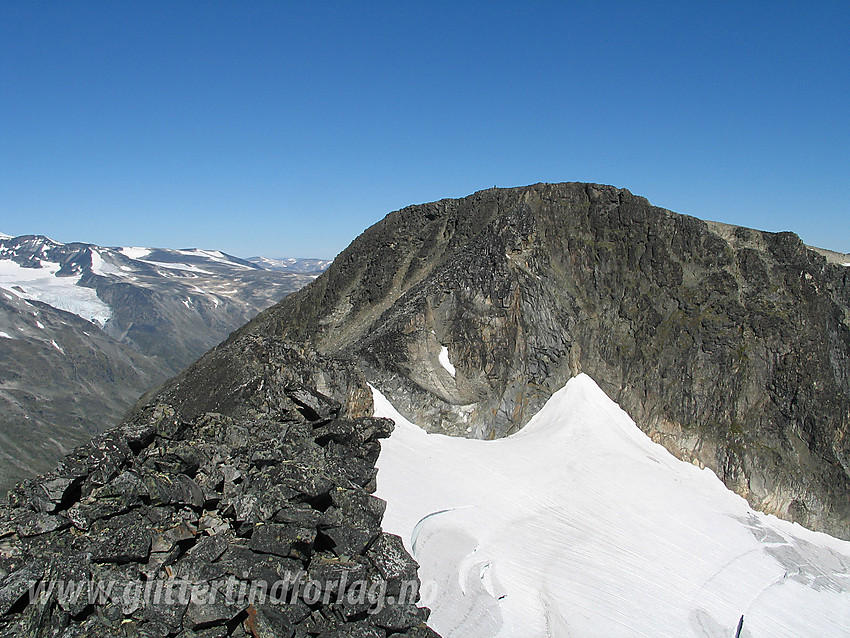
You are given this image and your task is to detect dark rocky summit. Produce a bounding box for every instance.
[0,337,437,637]
[236,182,850,539]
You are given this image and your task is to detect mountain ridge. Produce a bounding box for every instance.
[0,336,437,637]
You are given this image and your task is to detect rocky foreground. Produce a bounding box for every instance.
[0,337,436,637]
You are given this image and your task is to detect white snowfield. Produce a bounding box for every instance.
[373,374,850,638]
[177,248,254,268]
[0,259,112,327]
[0,238,266,328]
[118,246,152,260]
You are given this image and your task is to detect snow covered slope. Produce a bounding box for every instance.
[0,257,112,326]
[374,374,850,637]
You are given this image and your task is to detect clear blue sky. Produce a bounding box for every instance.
[1,1,848,258]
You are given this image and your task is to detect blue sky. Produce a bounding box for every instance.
[1,1,848,258]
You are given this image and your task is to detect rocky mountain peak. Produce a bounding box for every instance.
[235,182,850,538]
[1,181,847,635]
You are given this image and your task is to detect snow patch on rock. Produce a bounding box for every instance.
[438,345,456,377]
[119,246,152,260]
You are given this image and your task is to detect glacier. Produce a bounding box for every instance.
[373,374,850,637]
[0,259,112,327]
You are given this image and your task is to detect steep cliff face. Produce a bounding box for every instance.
[0,337,437,637]
[239,183,850,539]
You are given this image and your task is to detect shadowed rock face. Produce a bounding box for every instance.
[0,337,437,637]
[236,182,850,539]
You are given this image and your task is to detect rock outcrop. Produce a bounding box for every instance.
[236,182,850,539]
[0,337,437,637]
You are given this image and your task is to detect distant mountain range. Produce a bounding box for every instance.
[0,233,327,490]
[247,256,333,273]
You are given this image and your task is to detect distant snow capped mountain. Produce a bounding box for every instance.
[247,255,333,273]
[0,234,322,368]
[0,235,113,326]
[114,245,261,272]
[0,232,329,492]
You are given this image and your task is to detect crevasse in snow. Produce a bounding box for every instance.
[373,374,850,638]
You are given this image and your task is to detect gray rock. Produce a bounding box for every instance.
[183,597,244,631]
[287,385,341,421]
[15,512,68,538]
[269,503,321,527]
[243,604,294,638]
[0,563,41,615]
[34,475,80,509]
[370,603,430,632]
[249,523,316,560]
[0,340,433,636]
[400,626,442,638]
[89,512,153,563]
[49,554,91,616]
[307,553,369,585]
[367,534,419,585]
[316,621,385,637]
[319,524,380,558]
